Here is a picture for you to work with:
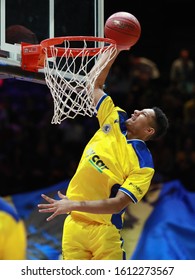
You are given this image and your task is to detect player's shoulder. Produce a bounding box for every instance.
[127,139,154,169]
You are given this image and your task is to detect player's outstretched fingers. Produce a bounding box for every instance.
[38,206,56,212]
[41,193,55,203]
[58,191,66,199]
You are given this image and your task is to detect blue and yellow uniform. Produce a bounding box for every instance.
[62,94,154,260]
[0,197,27,259]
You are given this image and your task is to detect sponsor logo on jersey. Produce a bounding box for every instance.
[88,154,109,173]
[129,182,143,195]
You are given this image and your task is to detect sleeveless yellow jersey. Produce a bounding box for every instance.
[0,197,27,259]
[67,94,154,229]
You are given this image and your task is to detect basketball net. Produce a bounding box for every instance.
[41,37,117,124]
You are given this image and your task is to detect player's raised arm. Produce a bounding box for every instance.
[88,48,120,106]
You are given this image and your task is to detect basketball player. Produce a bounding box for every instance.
[0,197,27,259]
[38,49,169,260]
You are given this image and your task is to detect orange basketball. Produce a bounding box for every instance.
[104,11,141,50]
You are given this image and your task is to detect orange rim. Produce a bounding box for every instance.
[40,36,116,57]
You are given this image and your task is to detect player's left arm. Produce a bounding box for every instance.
[38,190,131,221]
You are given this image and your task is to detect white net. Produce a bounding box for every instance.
[42,37,117,124]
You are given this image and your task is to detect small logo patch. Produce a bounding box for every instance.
[102,124,111,133]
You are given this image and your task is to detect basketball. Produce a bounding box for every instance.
[104,11,141,50]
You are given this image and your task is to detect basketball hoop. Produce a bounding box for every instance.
[21,36,117,124]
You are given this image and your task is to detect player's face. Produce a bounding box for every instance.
[125,109,155,140]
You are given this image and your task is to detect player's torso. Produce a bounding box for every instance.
[66,102,137,225]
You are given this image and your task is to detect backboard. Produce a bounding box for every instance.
[0,0,104,83]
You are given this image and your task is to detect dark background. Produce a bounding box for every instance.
[104,0,195,73]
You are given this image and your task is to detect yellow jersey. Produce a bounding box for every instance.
[0,197,27,259]
[67,94,154,229]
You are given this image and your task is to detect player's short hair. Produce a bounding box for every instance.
[151,107,169,140]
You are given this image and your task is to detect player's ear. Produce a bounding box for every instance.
[146,127,155,137]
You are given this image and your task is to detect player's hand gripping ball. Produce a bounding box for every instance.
[104,11,141,50]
